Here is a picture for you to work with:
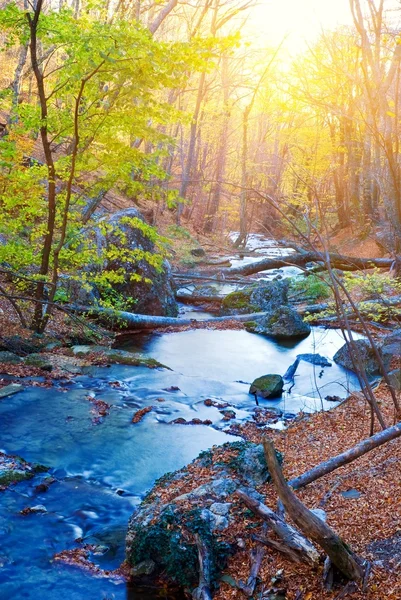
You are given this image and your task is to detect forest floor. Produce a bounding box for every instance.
[148,383,401,600]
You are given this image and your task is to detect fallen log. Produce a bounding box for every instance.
[288,421,401,490]
[176,292,223,304]
[235,490,319,565]
[69,304,268,329]
[220,251,395,277]
[263,438,365,582]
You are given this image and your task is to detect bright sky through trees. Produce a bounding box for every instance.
[250,0,354,52]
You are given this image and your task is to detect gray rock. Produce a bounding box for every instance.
[250,374,284,399]
[388,369,401,391]
[200,508,229,531]
[250,280,289,311]
[261,306,311,338]
[57,275,100,306]
[0,351,22,364]
[210,502,232,516]
[24,354,52,371]
[0,384,23,399]
[210,478,238,498]
[333,339,381,375]
[380,330,401,369]
[237,444,270,486]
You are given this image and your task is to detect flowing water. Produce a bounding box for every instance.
[0,235,362,599]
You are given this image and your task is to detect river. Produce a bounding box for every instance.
[0,236,362,599]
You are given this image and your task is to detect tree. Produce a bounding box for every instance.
[0,0,214,332]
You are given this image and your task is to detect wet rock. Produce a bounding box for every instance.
[169,418,213,426]
[132,406,153,423]
[204,399,230,409]
[0,452,48,489]
[24,353,53,371]
[0,383,23,399]
[20,504,47,515]
[0,351,22,364]
[220,410,236,421]
[72,345,168,369]
[221,281,291,316]
[248,306,311,338]
[325,395,342,402]
[333,339,381,375]
[97,208,178,316]
[250,374,284,399]
[220,288,256,315]
[253,407,282,424]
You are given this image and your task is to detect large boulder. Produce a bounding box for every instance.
[333,339,381,375]
[220,280,289,316]
[249,374,284,399]
[246,306,311,339]
[249,279,289,311]
[95,208,178,316]
[126,441,282,593]
[380,329,401,371]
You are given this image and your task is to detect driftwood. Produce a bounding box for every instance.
[220,251,396,277]
[235,490,319,565]
[263,439,365,582]
[192,534,212,600]
[288,421,401,490]
[70,304,268,329]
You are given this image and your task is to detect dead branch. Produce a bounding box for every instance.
[288,421,401,490]
[263,438,365,582]
[235,490,319,566]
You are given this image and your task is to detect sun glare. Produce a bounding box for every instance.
[250,0,354,53]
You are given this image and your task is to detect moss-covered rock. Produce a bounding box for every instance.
[221,289,255,314]
[0,452,48,489]
[24,353,53,371]
[71,345,168,369]
[0,351,22,364]
[249,374,284,399]
[126,441,282,593]
[249,306,311,339]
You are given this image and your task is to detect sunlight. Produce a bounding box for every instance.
[250,0,353,53]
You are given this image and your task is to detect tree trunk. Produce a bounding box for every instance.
[263,438,365,582]
[70,304,268,329]
[220,250,396,277]
[288,421,401,490]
